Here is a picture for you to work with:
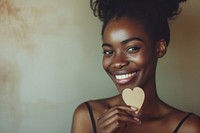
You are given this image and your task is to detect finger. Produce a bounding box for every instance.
[132,117,142,125]
[97,109,141,132]
[100,105,138,119]
[98,105,139,127]
[103,116,141,133]
[102,120,126,133]
[113,105,138,112]
[100,110,141,128]
[98,107,134,125]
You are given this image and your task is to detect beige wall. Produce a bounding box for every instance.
[157,0,200,114]
[0,0,199,133]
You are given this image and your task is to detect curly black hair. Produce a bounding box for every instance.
[90,0,187,45]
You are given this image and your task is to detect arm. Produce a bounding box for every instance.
[71,103,93,133]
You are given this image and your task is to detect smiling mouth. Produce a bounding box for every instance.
[113,72,137,85]
[115,72,136,80]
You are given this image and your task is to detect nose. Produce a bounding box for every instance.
[111,53,129,69]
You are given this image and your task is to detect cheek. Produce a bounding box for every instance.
[102,57,110,71]
[129,51,155,67]
[128,54,147,67]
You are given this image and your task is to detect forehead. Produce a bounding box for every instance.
[103,17,149,42]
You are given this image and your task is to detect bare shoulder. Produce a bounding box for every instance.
[88,95,119,111]
[179,113,200,133]
[71,98,114,133]
[71,96,119,133]
[160,102,200,132]
[71,102,92,133]
[171,111,200,133]
[87,97,115,116]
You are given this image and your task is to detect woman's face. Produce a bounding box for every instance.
[102,17,159,93]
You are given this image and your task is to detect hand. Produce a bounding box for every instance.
[96,105,141,133]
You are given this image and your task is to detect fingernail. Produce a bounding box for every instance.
[131,106,138,111]
[134,117,140,121]
[134,117,141,124]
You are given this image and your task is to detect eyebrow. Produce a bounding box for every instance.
[121,37,144,44]
[102,43,112,47]
[102,37,144,47]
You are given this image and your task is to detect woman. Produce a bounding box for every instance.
[71,0,200,132]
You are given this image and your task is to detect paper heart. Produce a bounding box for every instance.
[122,87,145,114]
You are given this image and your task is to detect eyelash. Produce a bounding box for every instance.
[102,46,140,56]
[127,46,140,52]
[102,50,113,55]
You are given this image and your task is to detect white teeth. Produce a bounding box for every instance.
[115,72,136,80]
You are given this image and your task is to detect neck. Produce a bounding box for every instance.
[137,81,162,120]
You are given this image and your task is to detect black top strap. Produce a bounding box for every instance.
[85,102,97,133]
[173,113,193,133]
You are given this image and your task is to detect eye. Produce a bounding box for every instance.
[127,46,140,53]
[102,50,113,55]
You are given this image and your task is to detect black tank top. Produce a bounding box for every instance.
[85,102,97,133]
[85,102,193,133]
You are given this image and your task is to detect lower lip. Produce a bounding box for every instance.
[114,74,136,85]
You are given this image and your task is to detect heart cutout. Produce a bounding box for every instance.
[122,87,145,114]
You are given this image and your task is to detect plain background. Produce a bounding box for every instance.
[0,0,199,133]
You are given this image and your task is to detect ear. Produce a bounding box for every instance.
[156,39,167,58]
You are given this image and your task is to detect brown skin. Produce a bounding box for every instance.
[71,17,200,133]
